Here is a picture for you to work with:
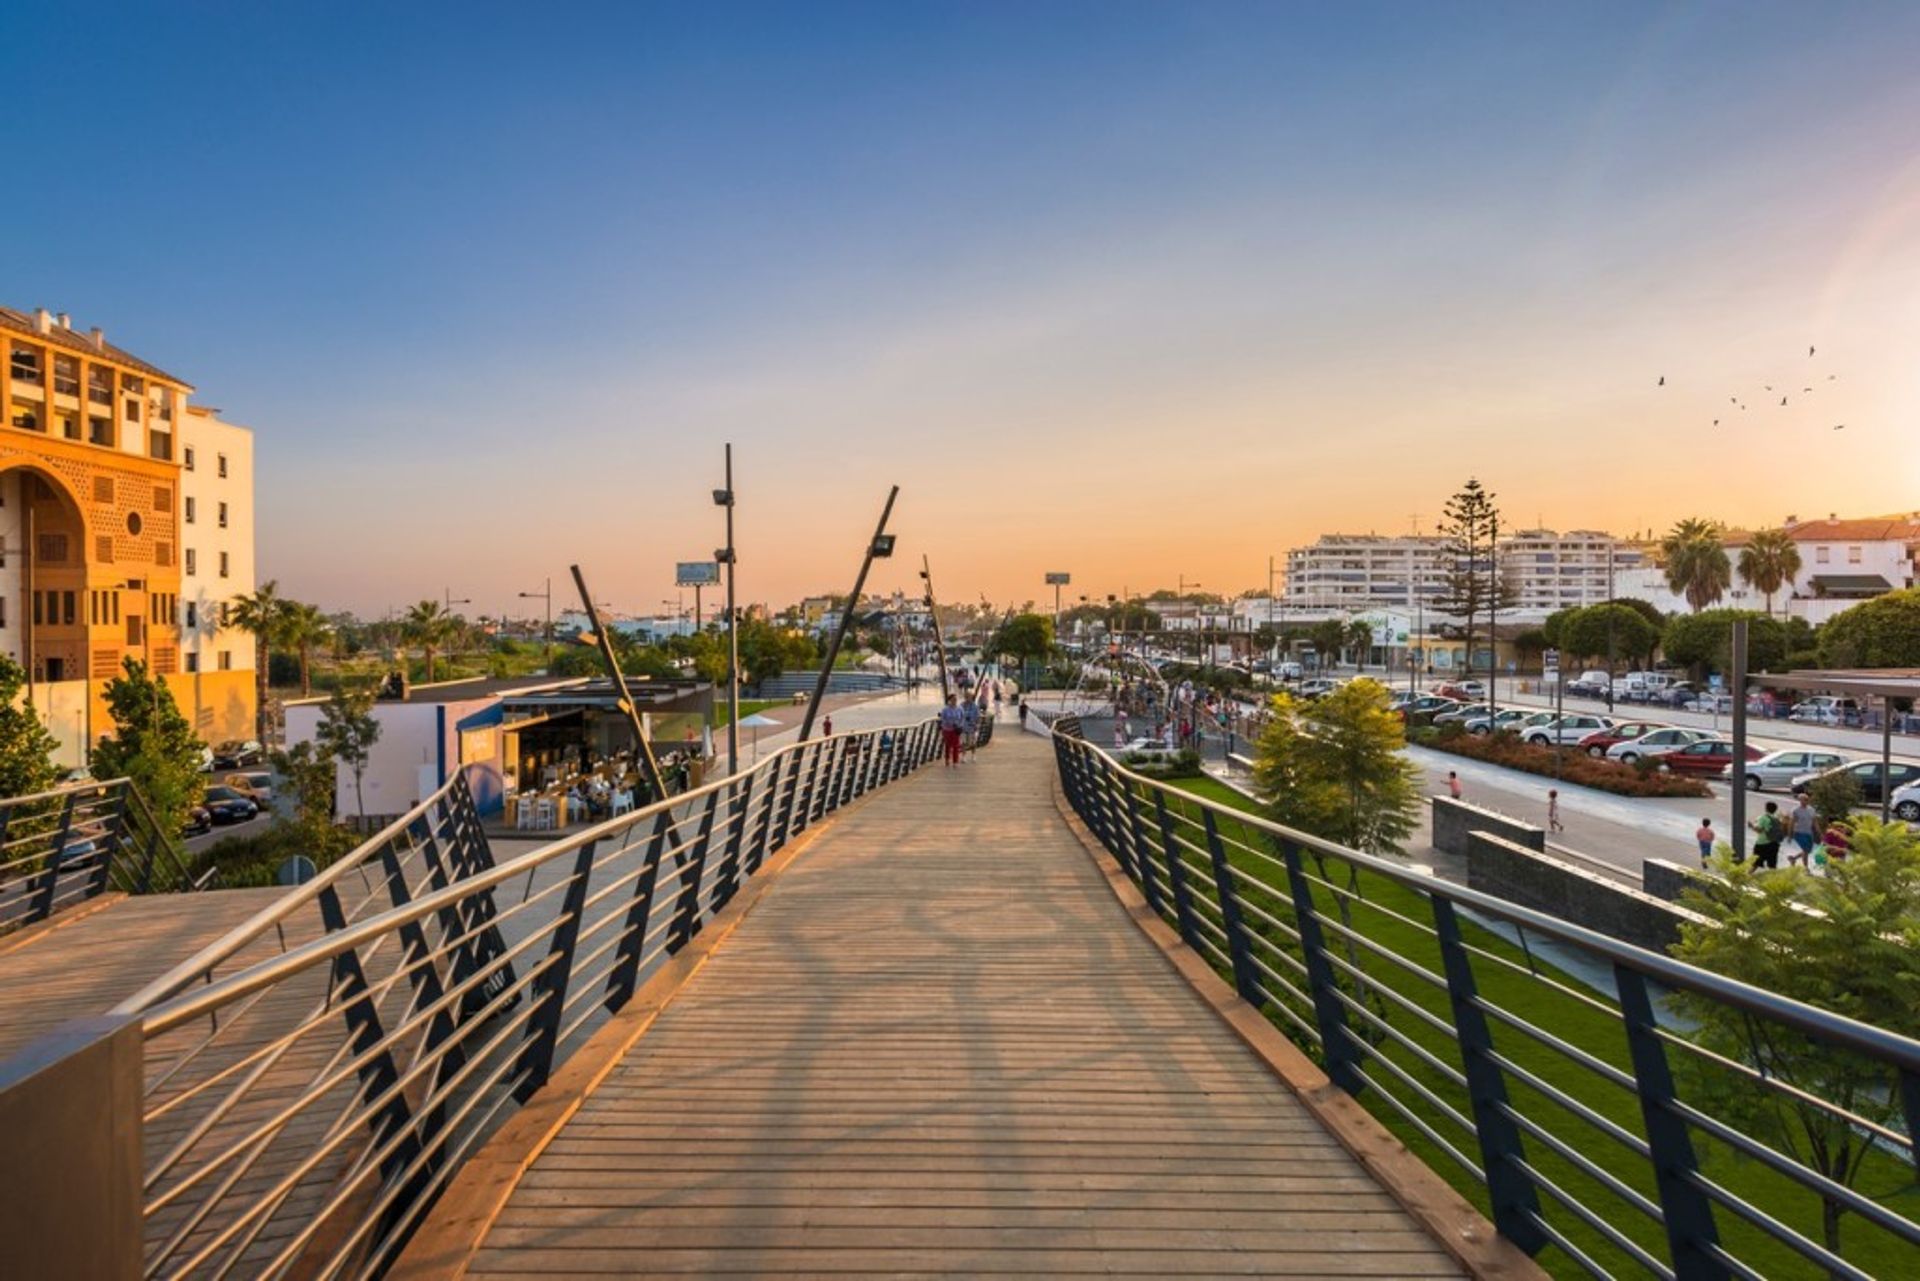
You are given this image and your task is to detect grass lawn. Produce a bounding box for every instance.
[1143,773,1918,1279]
[710,698,784,727]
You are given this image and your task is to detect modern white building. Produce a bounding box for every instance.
[1498,529,1645,612]
[176,405,255,738]
[1283,535,1451,613]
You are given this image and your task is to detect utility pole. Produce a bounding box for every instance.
[518,578,552,672]
[1487,513,1499,723]
[445,587,470,617]
[800,487,899,742]
[569,564,669,801]
[713,444,739,776]
[1605,535,1617,714]
[921,555,952,700]
[1729,618,1749,861]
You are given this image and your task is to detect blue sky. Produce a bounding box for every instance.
[6,3,1919,614]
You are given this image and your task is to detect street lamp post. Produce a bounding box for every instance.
[517,579,552,671]
[713,444,739,776]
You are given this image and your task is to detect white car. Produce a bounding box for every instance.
[1735,750,1851,792]
[1892,781,1920,823]
[1607,727,1709,763]
[1522,714,1615,747]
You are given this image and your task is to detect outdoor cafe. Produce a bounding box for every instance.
[497,677,715,832]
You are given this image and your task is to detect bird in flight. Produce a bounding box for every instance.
[1780,396,1788,406]
[1713,418,1720,426]
[1833,424,1846,431]
[1809,345,1816,357]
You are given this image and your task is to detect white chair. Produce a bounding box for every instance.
[514,797,537,831]
[534,798,557,831]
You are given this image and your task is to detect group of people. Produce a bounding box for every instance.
[938,690,990,766]
[1717,795,1853,870]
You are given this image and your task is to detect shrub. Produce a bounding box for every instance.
[200,821,359,888]
[1422,730,1712,798]
[1806,770,1863,829]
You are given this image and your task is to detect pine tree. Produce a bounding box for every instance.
[0,656,61,799]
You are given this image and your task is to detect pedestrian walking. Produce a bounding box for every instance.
[1547,788,1563,834]
[938,694,966,768]
[962,698,980,758]
[1787,794,1818,866]
[1749,801,1784,870]
[1447,771,1462,801]
[1695,818,1715,865]
[822,714,833,738]
[1017,698,1028,728]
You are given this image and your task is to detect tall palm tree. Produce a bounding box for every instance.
[1736,528,1803,618]
[227,580,289,743]
[1660,518,1733,613]
[280,601,332,697]
[403,600,455,684]
[1346,619,1374,672]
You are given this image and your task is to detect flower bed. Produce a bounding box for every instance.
[1414,727,1712,798]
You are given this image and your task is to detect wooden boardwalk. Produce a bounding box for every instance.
[461,729,1468,1278]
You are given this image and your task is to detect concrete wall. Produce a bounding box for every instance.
[1466,831,1706,952]
[1642,858,1711,906]
[1431,795,1546,858]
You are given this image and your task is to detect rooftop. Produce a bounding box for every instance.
[1,305,192,389]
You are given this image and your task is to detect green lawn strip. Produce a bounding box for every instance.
[1151,775,1914,1278]
[709,698,783,727]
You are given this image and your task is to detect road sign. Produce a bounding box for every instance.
[1044,572,1071,586]
[676,561,721,586]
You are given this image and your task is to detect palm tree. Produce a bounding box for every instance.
[1736,528,1803,618]
[280,601,331,697]
[227,580,290,743]
[403,600,455,684]
[1660,518,1732,613]
[1346,619,1374,672]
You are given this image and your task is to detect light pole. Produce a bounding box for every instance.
[1605,534,1617,714]
[713,444,739,776]
[518,579,552,671]
[920,556,952,701]
[444,587,470,616]
[800,487,899,741]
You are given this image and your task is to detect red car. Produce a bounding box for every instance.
[1655,739,1764,776]
[1575,721,1669,758]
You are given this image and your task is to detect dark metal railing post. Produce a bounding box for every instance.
[1120,773,1162,911]
[513,840,597,1100]
[604,811,673,1011]
[1280,838,1362,1092]
[1432,898,1546,1254]
[711,773,753,912]
[1154,790,1202,949]
[1202,809,1260,1007]
[90,787,130,900]
[31,790,80,923]
[667,791,721,952]
[798,745,826,828]
[1616,964,1726,1278]
[774,749,805,846]
[376,844,465,1172]
[317,886,424,1176]
[746,767,779,873]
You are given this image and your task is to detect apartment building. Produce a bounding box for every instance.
[1498,529,1645,612]
[1284,530,1644,618]
[178,405,257,734]
[0,305,254,763]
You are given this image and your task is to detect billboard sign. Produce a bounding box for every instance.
[1044,572,1072,586]
[676,561,721,586]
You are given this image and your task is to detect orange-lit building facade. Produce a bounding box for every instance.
[1,305,254,762]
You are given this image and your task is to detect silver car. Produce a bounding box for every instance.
[1520,714,1615,747]
[1607,727,1709,764]
[1733,749,1851,792]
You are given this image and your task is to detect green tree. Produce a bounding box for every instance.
[1661,518,1733,613]
[403,599,456,683]
[1346,619,1373,672]
[0,656,61,799]
[1252,680,1420,856]
[990,613,1055,666]
[1661,609,1785,679]
[227,579,290,743]
[1561,603,1658,664]
[1817,588,1920,668]
[1310,618,1347,668]
[280,601,332,698]
[89,658,205,837]
[1511,627,1549,670]
[314,684,382,825]
[1541,607,1577,651]
[272,739,337,844]
[1736,528,1803,618]
[1673,818,1920,1254]
[1434,478,1516,691]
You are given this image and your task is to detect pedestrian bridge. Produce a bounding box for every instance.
[3,714,1918,1279]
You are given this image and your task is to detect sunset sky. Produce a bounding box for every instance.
[6,2,1919,618]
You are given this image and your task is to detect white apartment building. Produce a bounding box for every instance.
[1283,530,1645,619]
[177,405,255,735]
[1499,529,1646,612]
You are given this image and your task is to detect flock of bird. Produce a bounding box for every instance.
[1659,345,1845,430]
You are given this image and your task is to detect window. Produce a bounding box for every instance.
[54,412,79,440]
[1816,546,1830,564]
[217,453,228,478]
[52,356,79,397]
[183,445,195,471]
[125,398,141,423]
[185,496,196,523]
[88,366,112,406]
[185,652,198,673]
[94,476,113,503]
[186,602,198,629]
[1848,546,1862,564]
[89,416,113,446]
[62,592,75,626]
[126,511,143,536]
[96,535,114,564]
[219,551,230,578]
[217,650,233,671]
[37,533,68,563]
[11,408,40,431]
[148,428,172,461]
[185,548,197,575]
[154,486,170,511]
[127,615,143,647]
[218,502,228,528]
[0,598,6,629]
[154,540,172,567]
[8,343,41,382]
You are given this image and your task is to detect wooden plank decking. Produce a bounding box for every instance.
[464,729,1468,1278]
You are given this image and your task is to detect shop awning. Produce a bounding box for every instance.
[1807,574,1893,595]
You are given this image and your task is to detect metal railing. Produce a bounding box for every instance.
[0,777,199,933]
[106,715,955,1279]
[1050,725,1920,1280]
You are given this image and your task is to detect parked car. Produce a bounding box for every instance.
[1575,721,1668,757]
[1736,750,1852,792]
[1433,680,1485,701]
[1462,708,1549,735]
[1433,702,1490,725]
[1682,692,1736,714]
[211,739,264,770]
[1522,714,1616,747]
[1790,760,1920,805]
[1566,670,1613,697]
[1295,678,1342,699]
[1615,672,1676,704]
[1787,696,1866,727]
[1276,661,1304,681]
[181,806,213,838]
[1607,727,1710,763]
[1398,695,1460,720]
[1891,780,1920,822]
[202,786,261,825]
[1655,739,1764,776]
[1654,682,1704,709]
[223,771,276,804]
